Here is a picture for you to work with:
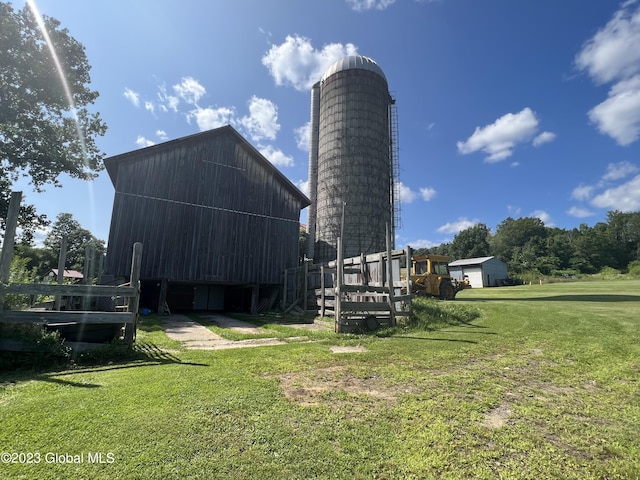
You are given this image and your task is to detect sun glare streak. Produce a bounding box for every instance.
[26,0,97,233]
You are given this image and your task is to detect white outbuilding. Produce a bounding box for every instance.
[448,256,508,288]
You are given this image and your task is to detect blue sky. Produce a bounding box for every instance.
[11,0,640,249]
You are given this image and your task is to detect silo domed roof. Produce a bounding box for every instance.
[321,55,387,83]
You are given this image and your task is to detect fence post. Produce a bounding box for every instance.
[406,244,413,314]
[82,244,95,310]
[303,261,308,313]
[124,242,143,343]
[335,236,343,333]
[0,191,22,311]
[54,235,68,311]
[320,265,325,317]
[386,223,396,327]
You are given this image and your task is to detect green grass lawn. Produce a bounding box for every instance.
[1,280,639,479]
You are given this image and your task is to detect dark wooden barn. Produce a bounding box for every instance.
[102,125,310,313]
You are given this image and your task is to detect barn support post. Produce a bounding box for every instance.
[0,191,22,311]
[386,223,396,327]
[124,242,143,343]
[54,235,68,311]
[282,268,288,310]
[157,278,168,315]
[250,284,259,315]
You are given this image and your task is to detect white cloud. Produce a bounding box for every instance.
[457,108,540,162]
[295,179,309,196]
[398,182,417,203]
[576,2,640,145]
[123,88,140,107]
[295,122,311,151]
[420,186,437,201]
[158,85,180,113]
[591,174,640,211]
[189,106,235,131]
[408,239,439,249]
[602,160,639,181]
[575,2,640,85]
[262,35,358,91]
[259,145,294,167]
[507,205,521,216]
[572,162,640,213]
[135,135,155,148]
[240,96,280,142]
[530,210,554,227]
[173,76,206,105]
[346,0,396,11]
[437,217,479,234]
[567,206,595,218]
[532,131,556,147]
[156,130,168,141]
[588,75,640,145]
[572,184,594,201]
[144,101,155,114]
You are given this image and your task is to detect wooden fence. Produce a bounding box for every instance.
[283,239,413,333]
[0,192,142,351]
[330,239,412,333]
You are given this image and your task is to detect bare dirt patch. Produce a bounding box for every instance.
[162,315,286,350]
[285,319,334,331]
[482,403,512,429]
[199,314,267,334]
[274,366,418,406]
[329,346,368,354]
[184,338,286,350]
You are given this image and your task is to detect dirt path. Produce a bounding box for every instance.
[161,315,285,350]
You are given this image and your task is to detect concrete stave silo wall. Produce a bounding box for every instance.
[314,66,392,263]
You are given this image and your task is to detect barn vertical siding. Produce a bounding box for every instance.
[104,127,308,285]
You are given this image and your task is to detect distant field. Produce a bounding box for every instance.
[1,280,639,479]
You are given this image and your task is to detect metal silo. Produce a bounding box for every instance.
[309,55,396,263]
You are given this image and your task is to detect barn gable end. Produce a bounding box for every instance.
[102,126,309,311]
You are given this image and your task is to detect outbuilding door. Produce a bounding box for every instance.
[465,268,484,288]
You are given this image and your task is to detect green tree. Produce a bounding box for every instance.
[491,217,547,274]
[4,255,37,309]
[299,226,308,264]
[14,243,56,279]
[43,213,105,275]
[449,223,492,260]
[0,2,107,236]
[604,211,640,269]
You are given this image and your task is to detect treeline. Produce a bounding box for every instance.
[6,213,105,283]
[415,210,640,278]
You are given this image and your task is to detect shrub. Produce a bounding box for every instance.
[396,297,481,332]
[626,260,640,276]
[0,323,71,370]
[598,266,621,278]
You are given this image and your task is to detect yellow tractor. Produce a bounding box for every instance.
[408,254,470,300]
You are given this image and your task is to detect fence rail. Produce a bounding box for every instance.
[0,191,143,350]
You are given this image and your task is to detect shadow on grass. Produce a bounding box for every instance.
[461,294,640,303]
[0,341,208,388]
[397,336,479,344]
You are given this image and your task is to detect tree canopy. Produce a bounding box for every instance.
[417,211,640,277]
[43,213,105,273]
[0,2,107,237]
